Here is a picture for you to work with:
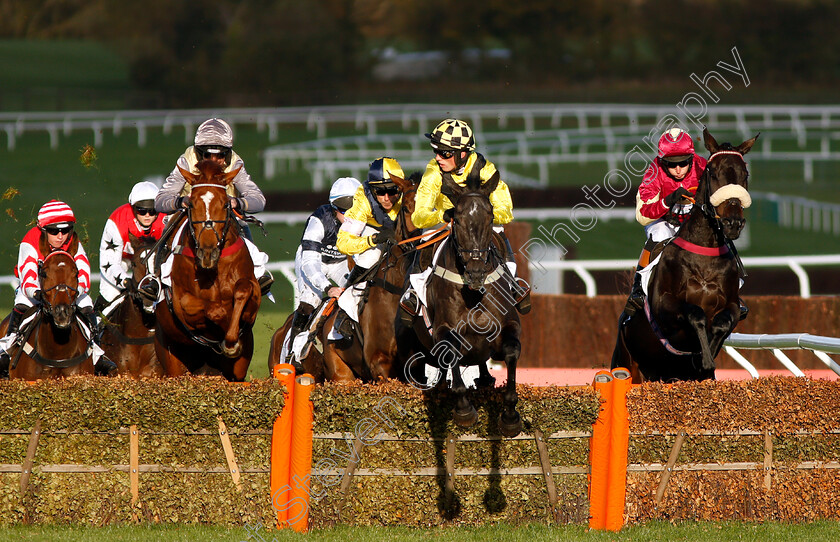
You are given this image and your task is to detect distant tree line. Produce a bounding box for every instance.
[0,0,836,107]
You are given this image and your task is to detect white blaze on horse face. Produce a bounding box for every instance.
[200,191,215,221]
[57,262,66,267]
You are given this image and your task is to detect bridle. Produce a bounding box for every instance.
[699,150,748,226]
[37,251,78,317]
[186,183,237,253]
[448,196,494,271]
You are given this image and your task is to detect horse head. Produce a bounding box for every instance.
[442,171,500,290]
[701,127,759,240]
[38,251,79,329]
[178,160,241,270]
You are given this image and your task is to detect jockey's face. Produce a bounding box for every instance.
[133,206,158,228]
[43,224,73,249]
[663,157,692,180]
[435,149,466,173]
[373,185,400,211]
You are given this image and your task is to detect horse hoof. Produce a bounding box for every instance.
[453,405,478,428]
[498,412,522,438]
[222,343,242,359]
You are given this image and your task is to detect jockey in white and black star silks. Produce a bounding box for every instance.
[623,127,708,318]
[152,118,273,301]
[282,177,362,364]
[99,181,165,306]
[329,157,405,346]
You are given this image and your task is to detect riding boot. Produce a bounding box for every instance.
[398,254,421,326]
[77,307,117,377]
[0,306,25,379]
[285,305,313,365]
[499,231,531,315]
[343,265,367,288]
[258,271,274,296]
[331,309,355,349]
[623,237,658,318]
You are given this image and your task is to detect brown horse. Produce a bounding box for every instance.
[1,250,94,380]
[155,160,261,381]
[404,171,523,437]
[267,172,421,382]
[99,233,163,377]
[612,128,758,383]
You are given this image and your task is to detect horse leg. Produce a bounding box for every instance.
[498,329,522,438]
[219,279,253,359]
[450,363,478,428]
[684,305,716,372]
[154,332,190,377]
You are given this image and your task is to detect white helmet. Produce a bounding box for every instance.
[329,177,361,212]
[128,181,160,206]
[194,118,233,148]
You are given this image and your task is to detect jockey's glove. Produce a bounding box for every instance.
[372,228,395,245]
[122,277,136,290]
[177,196,191,209]
[443,208,455,222]
[664,187,693,208]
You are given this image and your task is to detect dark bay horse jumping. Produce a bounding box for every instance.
[268,173,421,382]
[99,233,163,377]
[612,128,758,383]
[410,171,523,437]
[2,250,94,380]
[155,160,261,381]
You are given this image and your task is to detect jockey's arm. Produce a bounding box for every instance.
[336,190,378,255]
[229,159,265,213]
[17,243,40,299]
[156,157,190,214]
[99,220,129,287]
[636,165,667,225]
[299,217,332,293]
[412,164,446,229]
[73,243,92,295]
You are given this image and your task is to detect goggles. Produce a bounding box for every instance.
[44,224,73,235]
[434,148,456,159]
[662,157,692,169]
[373,186,400,197]
[134,206,158,216]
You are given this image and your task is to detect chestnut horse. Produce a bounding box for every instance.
[612,128,758,383]
[268,172,421,382]
[408,171,523,437]
[99,233,163,377]
[155,160,261,381]
[1,250,94,380]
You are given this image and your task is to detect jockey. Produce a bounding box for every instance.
[0,201,117,377]
[624,127,749,321]
[400,118,531,321]
[97,181,165,315]
[285,176,362,363]
[147,117,272,302]
[623,127,708,316]
[331,157,405,346]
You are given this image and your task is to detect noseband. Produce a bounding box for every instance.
[700,150,750,224]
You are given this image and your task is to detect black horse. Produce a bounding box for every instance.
[407,170,523,437]
[612,127,758,382]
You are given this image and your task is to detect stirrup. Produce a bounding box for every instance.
[95,356,118,377]
[137,276,161,303]
[399,290,419,323]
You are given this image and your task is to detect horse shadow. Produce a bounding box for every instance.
[423,385,512,519]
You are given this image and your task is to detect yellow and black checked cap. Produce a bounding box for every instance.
[425,118,475,151]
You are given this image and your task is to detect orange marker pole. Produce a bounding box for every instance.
[287,374,315,533]
[588,369,614,530]
[605,368,631,531]
[270,364,296,527]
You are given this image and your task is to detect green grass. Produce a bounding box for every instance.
[0,521,838,541]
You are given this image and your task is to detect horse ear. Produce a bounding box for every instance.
[390,173,410,193]
[223,167,242,186]
[179,166,198,185]
[703,126,719,154]
[480,171,501,197]
[736,132,760,156]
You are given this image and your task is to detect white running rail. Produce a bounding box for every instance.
[723,332,840,378]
